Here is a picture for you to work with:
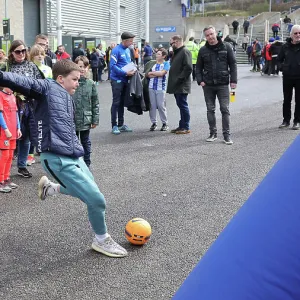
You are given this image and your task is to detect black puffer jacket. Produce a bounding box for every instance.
[277,38,300,78]
[196,38,237,86]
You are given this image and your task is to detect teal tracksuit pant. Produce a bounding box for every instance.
[40,152,107,235]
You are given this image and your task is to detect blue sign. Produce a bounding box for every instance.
[155,26,176,33]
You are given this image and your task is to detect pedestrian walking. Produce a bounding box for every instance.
[242,34,249,52]
[243,19,250,34]
[196,25,237,145]
[167,35,193,134]
[232,20,239,35]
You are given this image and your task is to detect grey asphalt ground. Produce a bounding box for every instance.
[0,65,299,300]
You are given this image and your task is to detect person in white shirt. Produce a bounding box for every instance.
[242,34,250,52]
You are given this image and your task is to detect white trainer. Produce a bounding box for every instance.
[38,176,51,200]
[91,235,128,258]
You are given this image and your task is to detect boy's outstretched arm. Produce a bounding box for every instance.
[0,71,49,100]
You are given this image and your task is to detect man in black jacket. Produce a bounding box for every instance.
[196,25,237,145]
[243,19,250,34]
[277,24,300,130]
[232,20,239,35]
[167,35,193,134]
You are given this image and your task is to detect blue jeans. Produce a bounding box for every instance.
[40,152,107,235]
[174,93,190,130]
[17,136,30,168]
[111,80,127,128]
[98,66,103,81]
[76,130,91,167]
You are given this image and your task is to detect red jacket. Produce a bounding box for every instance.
[56,51,71,60]
[0,90,18,149]
[265,44,272,61]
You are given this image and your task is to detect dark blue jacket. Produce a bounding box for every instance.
[90,52,99,68]
[0,71,84,158]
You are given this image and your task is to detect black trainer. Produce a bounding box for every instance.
[292,123,300,130]
[150,123,157,131]
[206,133,217,142]
[224,136,233,145]
[161,124,169,131]
[18,168,33,178]
[279,121,290,128]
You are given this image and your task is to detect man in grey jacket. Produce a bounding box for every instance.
[196,25,237,145]
[167,35,193,134]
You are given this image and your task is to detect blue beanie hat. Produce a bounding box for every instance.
[269,37,275,42]
[275,36,280,40]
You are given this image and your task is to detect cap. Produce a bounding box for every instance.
[121,32,135,40]
[275,36,280,41]
[158,44,163,48]
[269,37,275,42]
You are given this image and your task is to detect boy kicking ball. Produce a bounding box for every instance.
[0,60,127,258]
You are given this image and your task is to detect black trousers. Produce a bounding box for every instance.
[192,64,196,81]
[76,130,91,166]
[282,77,300,123]
[271,57,279,75]
[252,55,261,71]
[92,67,98,82]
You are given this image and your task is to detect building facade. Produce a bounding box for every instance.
[0,0,147,54]
[149,0,189,49]
[43,0,147,53]
[0,0,25,51]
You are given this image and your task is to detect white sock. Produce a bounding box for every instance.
[46,182,60,196]
[95,233,109,242]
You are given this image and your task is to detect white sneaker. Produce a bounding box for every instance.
[91,235,128,258]
[38,176,51,200]
[0,182,12,193]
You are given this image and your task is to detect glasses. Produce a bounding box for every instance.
[14,49,26,55]
[37,42,47,47]
[293,32,300,35]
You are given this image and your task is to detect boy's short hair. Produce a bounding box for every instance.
[75,55,89,67]
[29,44,45,61]
[52,60,81,80]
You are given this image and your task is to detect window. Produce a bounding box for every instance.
[120,6,126,17]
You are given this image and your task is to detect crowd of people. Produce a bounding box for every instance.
[0,23,299,256]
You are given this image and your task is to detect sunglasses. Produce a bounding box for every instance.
[14,49,26,55]
[293,32,300,35]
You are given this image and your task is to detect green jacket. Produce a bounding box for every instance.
[73,76,99,131]
[185,41,199,64]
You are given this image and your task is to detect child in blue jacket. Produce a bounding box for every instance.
[0,60,127,258]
